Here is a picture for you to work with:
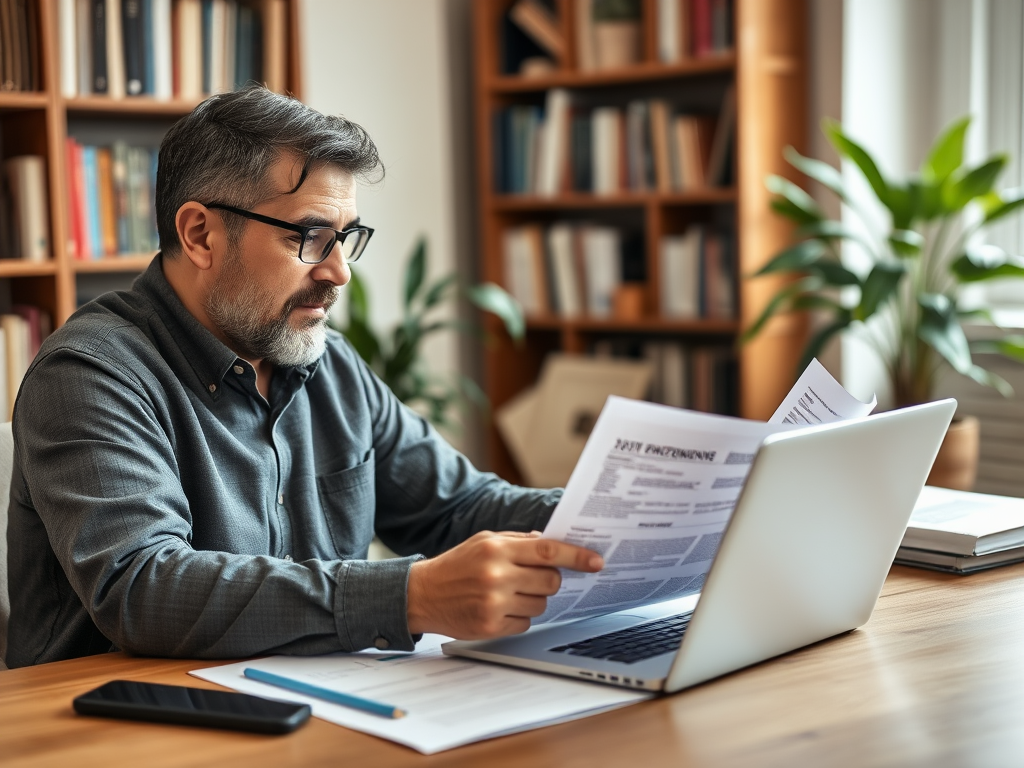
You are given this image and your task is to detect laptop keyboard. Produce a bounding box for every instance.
[548,613,692,664]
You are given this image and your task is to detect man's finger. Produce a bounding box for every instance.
[508,537,604,572]
[506,593,548,618]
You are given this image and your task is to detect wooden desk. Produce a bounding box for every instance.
[4,563,1024,767]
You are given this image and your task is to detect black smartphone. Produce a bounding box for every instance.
[73,679,311,734]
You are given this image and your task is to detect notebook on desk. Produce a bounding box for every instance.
[444,400,956,693]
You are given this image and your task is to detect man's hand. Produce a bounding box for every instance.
[406,531,604,639]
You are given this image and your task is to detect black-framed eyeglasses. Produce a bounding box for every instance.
[205,202,374,264]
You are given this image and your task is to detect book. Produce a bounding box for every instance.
[580,225,620,317]
[76,0,93,94]
[105,0,126,98]
[141,0,154,93]
[261,0,286,92]
[502,225,549,316]
[1,313,28,420]
[894,544,1024,574]
[574,0,595,71]
[706,85,736,186]
[122,0,145,95]
[657,0,681,63]
[648,100,672,192]
[591,107,621,195]
[509,0,565,62]
[900,486,1024,557]
[96,147,118,255]
[176,0,202,98]
[81,145,103,257]
[3,156,50,262]
[547,223,582,319]
[91,0,108,92]
[536,88,570,196]
[59,0,78,96]
[659,228,701,318]
[152,0,172,98]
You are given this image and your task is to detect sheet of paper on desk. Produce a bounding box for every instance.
[190,635,650,754]
[536,358,875,624]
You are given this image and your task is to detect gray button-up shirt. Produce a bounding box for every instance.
[5,256,559,668]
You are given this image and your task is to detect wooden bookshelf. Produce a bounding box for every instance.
[0,0,303,329]
[473,0,809,483]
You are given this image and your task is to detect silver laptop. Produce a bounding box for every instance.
[444,400,956,693]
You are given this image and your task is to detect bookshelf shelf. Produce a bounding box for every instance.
[63,98,205,117]
[0,94,50,110]
[526,316,740,334]
[488,54,736,93]
[72,255,157,273]
[474,0,809,483]
[493,188,737,211]
[0,261,58,278]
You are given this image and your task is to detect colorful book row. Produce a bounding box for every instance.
[57,0,288,101]
[493,86,735,196]
[65,138,158,260]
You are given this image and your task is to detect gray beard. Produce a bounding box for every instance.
[205,267,336,368]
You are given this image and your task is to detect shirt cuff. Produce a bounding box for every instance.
[334,555,424,652]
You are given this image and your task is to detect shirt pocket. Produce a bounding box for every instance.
[316,450,375,559]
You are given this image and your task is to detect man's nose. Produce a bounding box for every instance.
[310,241,351,286]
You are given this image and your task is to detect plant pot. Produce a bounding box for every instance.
[594,21,642,70]
[926,415,980,491]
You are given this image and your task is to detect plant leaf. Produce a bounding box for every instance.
[466,282,525,340]
[888,229,925,257]
[943,156,1008,211]
[422,273,458,310]
[754,239,828,275]
[796,312,853,374]
[823,119,891,205]
[741,276,822,342]
[980,187,1024,225]
[917,293,973,373]
[783,146,847,200]
[964,365,1014,397]
[341,318,381,368]
[949,243,1024,282]
[855,262,905,320]
[972,335,1024,364]
[346,270,370,324]
[403,237,428,311]
[922,116,970,184]
[884,183,922,229]
[812,260,861,286]
[766,174,824,224]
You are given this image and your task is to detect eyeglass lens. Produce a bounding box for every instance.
[301,228,369,264]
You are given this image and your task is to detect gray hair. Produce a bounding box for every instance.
[155,84,383,257]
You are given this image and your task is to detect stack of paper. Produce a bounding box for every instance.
[897,486,1024,573]
[191,635,649,754]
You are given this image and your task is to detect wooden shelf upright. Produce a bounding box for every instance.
[472,0,809,483]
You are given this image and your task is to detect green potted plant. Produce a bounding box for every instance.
[334,237,524,430]
[745,117,1024,487]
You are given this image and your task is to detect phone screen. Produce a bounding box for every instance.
[73,680,311,734]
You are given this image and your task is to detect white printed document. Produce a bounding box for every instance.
[537,359,874,624]
[191,634,650,754]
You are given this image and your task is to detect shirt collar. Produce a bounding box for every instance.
[131,254,321,399]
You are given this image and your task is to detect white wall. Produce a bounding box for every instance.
[300,0,480,457]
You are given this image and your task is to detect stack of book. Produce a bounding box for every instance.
[0,0,41,91]
[654,0,735,64]
[65,138,158,259]
[590,337,738,416]
[659,226,735,320]
[493,87,735,196]
[1,156,50,262]
[0,306,51,420]
[897,486,1024,573]
[502,222,645,319]
[57,0,288,100]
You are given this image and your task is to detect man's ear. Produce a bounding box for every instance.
[175,202,223,270]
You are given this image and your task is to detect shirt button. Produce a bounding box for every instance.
[208,384,217,393]
[374,637,390,650]
[284,554,293,562]
[233,365,244,374]
[277,494,284,505]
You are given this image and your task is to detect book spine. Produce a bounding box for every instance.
[81,146,103,258]
[201,0,212,94]
[4,156,50,262]
[261,0,286,92]
[70,139,91,259]
[91,0,108,93]
[141,0,154,93]
[105,0,126,97]
[152,0,171,98]
[112,142,130,253]
[122,0,144,95]
[96,148,117,255]
[59,0,79,96]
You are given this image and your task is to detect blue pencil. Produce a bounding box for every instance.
[243,667,407,719]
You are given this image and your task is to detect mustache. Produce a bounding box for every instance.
[284,282,339,315]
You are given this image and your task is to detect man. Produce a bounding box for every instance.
[5,86,602,668]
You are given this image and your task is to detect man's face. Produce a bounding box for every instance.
[203,157,357,367]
